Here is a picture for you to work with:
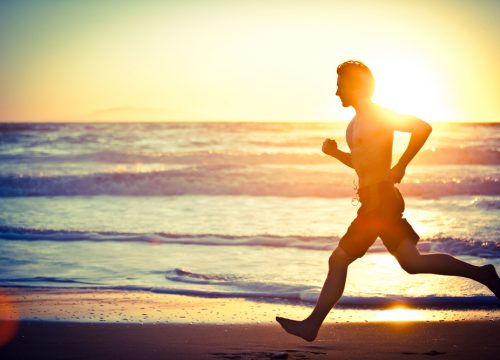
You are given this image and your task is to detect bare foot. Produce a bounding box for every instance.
[482,264,500,299]
[275,316,319,342]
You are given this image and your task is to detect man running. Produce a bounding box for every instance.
[276,60,500,342]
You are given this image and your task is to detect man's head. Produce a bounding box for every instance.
[336,60,375,107]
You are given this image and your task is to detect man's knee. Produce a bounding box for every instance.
[329,247,355,269]
[398,257,420,274]
[394,239,422,274]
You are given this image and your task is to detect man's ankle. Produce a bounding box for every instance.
[305,315,324,328]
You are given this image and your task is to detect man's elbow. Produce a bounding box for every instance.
[416,119,432,137]
[409,120,432,139]
[423,122,432,136]
[422,121,432,136]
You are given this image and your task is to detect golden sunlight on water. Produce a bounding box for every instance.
[372,306,428,322]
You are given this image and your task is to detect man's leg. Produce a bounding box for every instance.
[394,238,500,298]
[276,246,356,342]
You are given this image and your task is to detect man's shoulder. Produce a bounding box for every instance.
[372,103,400,118]
[346,117,356,132]
[371,104,409,128]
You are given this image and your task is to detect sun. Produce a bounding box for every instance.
[370,57,455,122]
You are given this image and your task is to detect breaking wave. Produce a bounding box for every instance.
[1,226,498,258]
[0,168,498,197]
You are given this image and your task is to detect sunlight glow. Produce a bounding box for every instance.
[373,306,428,322]
[371,57,455,122]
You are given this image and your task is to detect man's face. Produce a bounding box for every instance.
[335,74,356,107]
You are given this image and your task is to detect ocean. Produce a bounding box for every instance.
[0,122,499,309]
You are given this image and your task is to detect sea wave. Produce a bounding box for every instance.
[159,267,499,308]
[472,198,500,210]
[1,226,498,258]
[161,268,240,284]
[0,168,498,197]
[0,147,499,165]
[0,276,97,285]
[0,282,497,309]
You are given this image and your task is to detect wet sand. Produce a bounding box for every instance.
[2,287,498,324]
[1,320,499,359]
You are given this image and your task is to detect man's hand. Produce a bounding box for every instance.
[323,139,354,168]
[322,138,338,156]
[390,163,406,184]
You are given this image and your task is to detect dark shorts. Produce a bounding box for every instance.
[338,181,419,258]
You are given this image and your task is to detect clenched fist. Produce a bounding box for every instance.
[322,138,338,156]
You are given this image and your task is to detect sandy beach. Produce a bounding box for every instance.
[1,319,499,359]
[1,288,499,359]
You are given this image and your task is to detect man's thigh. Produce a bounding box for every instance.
[338,216,378,259]
[379,218,420,255]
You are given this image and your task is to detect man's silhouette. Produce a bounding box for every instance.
[276,60,500,342]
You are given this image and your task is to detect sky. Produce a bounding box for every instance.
[1,0,499,122]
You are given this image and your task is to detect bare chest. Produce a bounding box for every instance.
[346,119,390,151]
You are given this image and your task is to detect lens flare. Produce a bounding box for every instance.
[0,291,20,347]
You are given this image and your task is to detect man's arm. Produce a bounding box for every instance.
[322,139,354,169]
[390,116,432,183]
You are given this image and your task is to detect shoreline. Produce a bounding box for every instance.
[1,287,499,324]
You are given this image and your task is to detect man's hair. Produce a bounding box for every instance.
[337,60,375,98]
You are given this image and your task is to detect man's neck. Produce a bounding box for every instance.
[353,100,374,117]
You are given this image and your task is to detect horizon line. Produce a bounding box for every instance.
[1,119,499,124]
